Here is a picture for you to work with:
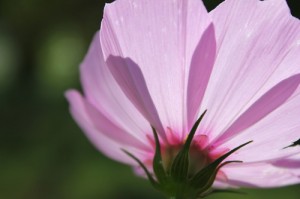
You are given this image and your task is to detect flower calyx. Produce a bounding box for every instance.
[123,111,252,199]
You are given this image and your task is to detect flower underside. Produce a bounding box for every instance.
[123,111,252,199]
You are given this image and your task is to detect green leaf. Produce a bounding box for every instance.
[170,110,207,182]
[152,126,168,185]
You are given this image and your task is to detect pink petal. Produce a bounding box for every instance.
[200,0,300,141]
[214,74,300,145]
[220,162,300,188]
[219,85,300,162]
[80,32,152,147]
[272,153,300,169]
[187,24,216,130]
[83,91,151,151]
[106,55,166,141]
[100,0,213,138]
[65,90,148,165]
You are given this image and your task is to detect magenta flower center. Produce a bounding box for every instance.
[146,132,229,181]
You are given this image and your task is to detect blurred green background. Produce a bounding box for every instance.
[0,0,300,199]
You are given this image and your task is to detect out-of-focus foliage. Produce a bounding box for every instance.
[0,0,299,199]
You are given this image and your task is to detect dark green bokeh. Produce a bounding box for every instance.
[0,0,299,198]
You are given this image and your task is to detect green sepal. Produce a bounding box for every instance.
[170,110,207,182]
[152,126,168,185]
[283,138,300,149]
[189,141,252,194]
[122,149,160,190]
[196,188,245,199]
[191,160,241,198]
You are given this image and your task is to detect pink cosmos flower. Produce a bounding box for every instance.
[66,0,300,197]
